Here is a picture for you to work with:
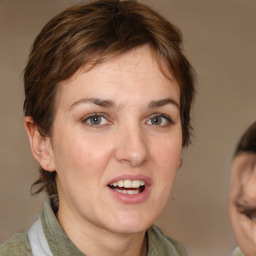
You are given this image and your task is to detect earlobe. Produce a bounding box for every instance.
[24,116,56,172]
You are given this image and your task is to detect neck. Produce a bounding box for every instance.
[57,203,147,256]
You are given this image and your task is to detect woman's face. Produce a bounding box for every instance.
[228,153,256,256]
[48,45,182,235]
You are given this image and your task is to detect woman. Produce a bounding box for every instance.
[229,121,256,256]
[0,0,195,255]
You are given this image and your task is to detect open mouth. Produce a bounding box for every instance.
[108,180,146,195]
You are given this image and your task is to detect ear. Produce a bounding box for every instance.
[24,116,56,172]
[178,158,183,169]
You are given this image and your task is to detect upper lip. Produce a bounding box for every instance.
[107,174,152,186]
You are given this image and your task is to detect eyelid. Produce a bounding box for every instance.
[146,113,174,126]
[82,113,112,127]
[152,113,174,122]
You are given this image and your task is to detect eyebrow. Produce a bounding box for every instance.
[69,98,115,111]
[148,98,180,109]
[68,97,180,111]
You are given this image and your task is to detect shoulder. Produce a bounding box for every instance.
[0,233,32,256]
[147,225,187,256]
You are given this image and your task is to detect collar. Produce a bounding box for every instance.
[40,197,186,256]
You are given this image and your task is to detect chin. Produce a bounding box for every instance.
[106,212,154,234]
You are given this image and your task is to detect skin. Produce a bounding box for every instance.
[228,153,256,256]
[25,45,182,256]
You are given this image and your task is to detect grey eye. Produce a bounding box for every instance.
[89,116,102,125]
[150,116,163,125]
[147,115,171,126]
[85,115,108,126]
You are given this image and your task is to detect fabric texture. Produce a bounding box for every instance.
[232,247,245,256]
[28,216,53,256]
[0,233,31,256]
[0,198,187,256]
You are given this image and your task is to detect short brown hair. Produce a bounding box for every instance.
[24,0,196,195]
[234,121,256,157]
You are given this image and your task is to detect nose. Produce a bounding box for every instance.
[114,124,149,167]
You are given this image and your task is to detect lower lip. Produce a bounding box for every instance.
[106,185,151,204]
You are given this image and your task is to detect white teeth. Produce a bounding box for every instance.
[116,189,140,195]
[111,180,145,188]
[132,180,140,188]
[109,179,146,195]
[124,180,132,188]
[139,181,145,186]
[127,190,139,195]
[117,180,124,187]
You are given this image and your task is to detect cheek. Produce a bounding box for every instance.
[151,136,182,191]
[53,132,114,175]
[153,137,182,169]
[228,202,237,227]
[148,140,181,214]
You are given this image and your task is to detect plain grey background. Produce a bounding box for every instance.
[0,1,255,256]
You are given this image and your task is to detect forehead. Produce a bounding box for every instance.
[232,153,256,171]
[56,45,179,105]
[69,45,174,82]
